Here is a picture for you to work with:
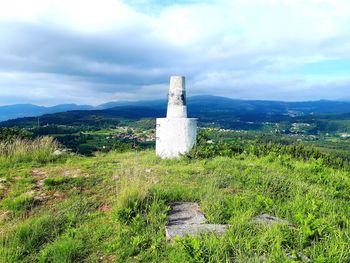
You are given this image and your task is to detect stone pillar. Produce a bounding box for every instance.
[156,76,197,159]
[167,76,187,118]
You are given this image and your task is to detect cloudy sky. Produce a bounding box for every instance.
[0,0,350,106]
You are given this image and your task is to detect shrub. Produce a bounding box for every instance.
[0,128,30,142]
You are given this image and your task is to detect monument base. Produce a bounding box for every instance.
[156,118,197,159]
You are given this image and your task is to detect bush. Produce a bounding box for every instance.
[0,128,30,142]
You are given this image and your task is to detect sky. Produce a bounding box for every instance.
[0,0,350,106]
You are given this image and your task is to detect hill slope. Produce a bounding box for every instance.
[0,139,349,262]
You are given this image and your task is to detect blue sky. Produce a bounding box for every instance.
[296,60,350,76]
[0,0,349,106]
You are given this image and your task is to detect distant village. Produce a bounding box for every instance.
[108,127,155,143]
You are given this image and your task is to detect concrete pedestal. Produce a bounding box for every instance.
[156,118,197,159]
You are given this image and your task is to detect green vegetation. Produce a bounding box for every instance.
[0,127,30,141]
[29,124,155,155]
[0,133,349,262]
[0,136,59,164]
[189,129,350,170]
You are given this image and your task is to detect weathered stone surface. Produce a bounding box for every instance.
[253,214,290,226]
[166,224,228,240]
[165,202,228,240]
[167,76,187,117]
[167,202,206,226]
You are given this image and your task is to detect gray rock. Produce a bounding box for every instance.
[167,202,206,226]
[166,224,228,240]
[53,149,68,156]
[53,149,63,156]
[165,202,228,240]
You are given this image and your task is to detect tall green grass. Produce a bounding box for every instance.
[0,137,59,163]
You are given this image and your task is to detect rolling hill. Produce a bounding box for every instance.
[2,96,350,132]
[1,137,349,262]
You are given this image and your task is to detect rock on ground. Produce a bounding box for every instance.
[165,202,228,240]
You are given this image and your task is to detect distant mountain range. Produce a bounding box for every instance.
[2,95,350,126]
[0,104,94,122]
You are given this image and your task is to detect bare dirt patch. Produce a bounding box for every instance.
[30,169,53,203]
[0,180,9,200]
[99,255,116,262]
[49,167,90,178]
[98,204,110,213]
[31,168,48,189]
[26,167,90,205]
[0,211,9,221]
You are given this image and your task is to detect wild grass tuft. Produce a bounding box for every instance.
[39,237,85,263]
[0,137,59,164]
[2,193,38,214]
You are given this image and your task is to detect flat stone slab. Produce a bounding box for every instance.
[166,224,228,240]
[165,202,228,240]
[167,202,206,226]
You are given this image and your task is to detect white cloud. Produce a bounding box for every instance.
[0,0,350,105]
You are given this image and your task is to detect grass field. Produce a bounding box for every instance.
[0,138,349,262]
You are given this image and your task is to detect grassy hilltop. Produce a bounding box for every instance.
[0,136,350,262]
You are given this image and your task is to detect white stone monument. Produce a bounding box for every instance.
[156,76,197,158]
